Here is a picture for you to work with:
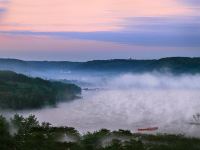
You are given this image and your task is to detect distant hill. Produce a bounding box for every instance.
[0,58,80,73]
[0,57,200,74]
[77,57,200,74]
[0,71,81,109]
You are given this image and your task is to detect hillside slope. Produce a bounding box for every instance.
[0,71,81,109]
[0,57,200,74]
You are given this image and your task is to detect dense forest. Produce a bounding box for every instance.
[0,71,81,109]
[0,114,200,150]
[0,57,200,74]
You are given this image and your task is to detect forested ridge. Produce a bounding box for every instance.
[0,71,81,109]
[1,57,200,74]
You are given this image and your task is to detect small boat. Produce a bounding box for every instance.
[138,127,158,132]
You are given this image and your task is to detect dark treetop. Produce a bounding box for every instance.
[0,71,81,109]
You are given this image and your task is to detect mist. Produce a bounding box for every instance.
[1,73,200,137]
[107,73,200,89]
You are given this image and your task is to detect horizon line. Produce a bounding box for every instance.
[0,56,199,62]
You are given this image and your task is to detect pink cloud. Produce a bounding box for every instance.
[0,0,193,32]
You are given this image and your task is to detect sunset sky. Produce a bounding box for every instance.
[0,0,200,60]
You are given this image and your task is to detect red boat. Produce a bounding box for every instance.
[138,127,158,132]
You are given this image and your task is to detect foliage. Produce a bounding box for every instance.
[0,115,14,150]
[1,57,200,74]
[0,115,200,150]
[0,71,81,109]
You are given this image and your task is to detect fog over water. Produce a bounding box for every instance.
[2,73,200,137]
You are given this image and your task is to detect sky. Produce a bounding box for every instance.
[0,0,200,61]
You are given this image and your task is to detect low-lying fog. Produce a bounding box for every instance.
[2,73,200,137]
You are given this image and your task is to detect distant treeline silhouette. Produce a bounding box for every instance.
[0,57,200,74]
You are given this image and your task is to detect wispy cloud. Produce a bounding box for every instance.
[0,0,8,19]
[0,0,199,60]
[0,8,5,13]
[0,0,193,32]
[179,0,200,6]
[1,15,199,47]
